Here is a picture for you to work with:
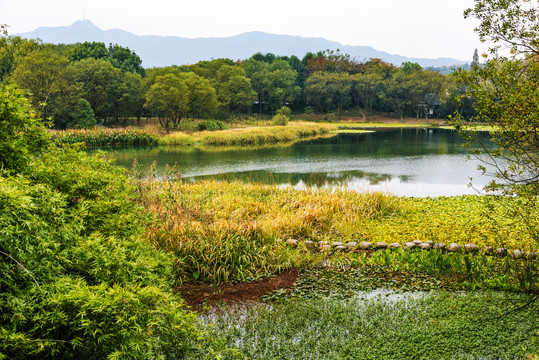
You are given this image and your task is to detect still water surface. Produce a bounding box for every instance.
[107,128,495,197]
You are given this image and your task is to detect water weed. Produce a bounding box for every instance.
[205,291,539,359]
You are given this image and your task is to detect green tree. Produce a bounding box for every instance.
[241,58,270,113]
[10,50,69,122]
[177,72,218,119]
[242,58,299,113]
[69,41,109,62]
[265,59,300,111]
[405,69,446,119]
[0,25,40,82]
[114,72,145,125]
[108,43,145,76]
[189,58,236,81]
[142,66,190,94]
[380,70,416,120]
[68,98,96,129]
[214,65,256,113]
[144,74,188,132]
[456,0,539,294]
[69,41,144,76]
[68,58,123,120]
[306,71,352,118]
[351,71,384,116]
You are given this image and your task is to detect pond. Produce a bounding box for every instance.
[106,128,497,197]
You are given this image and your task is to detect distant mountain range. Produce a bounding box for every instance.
[17,20,468,69]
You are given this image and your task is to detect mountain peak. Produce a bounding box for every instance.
[71,19,99,29]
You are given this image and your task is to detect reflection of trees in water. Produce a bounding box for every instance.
[186,170,394,187]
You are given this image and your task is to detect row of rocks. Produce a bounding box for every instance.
[285,239,538,260]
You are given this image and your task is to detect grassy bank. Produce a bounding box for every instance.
[337,121,446,129]
[160,122,337,147]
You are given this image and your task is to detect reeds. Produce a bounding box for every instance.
[50,128,159,147]
[159,132,196,146]
[198,122,336,146]
[159,122,337,148]
[140,179,536,285]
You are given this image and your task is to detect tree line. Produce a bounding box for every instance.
[0,30,476,130]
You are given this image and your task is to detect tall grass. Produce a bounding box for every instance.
[50,128,159,147]
[159,132,196,146]
[140,179,409,284]
[198,122,336,146]
[159,122,337,147]
[139,180,537,285]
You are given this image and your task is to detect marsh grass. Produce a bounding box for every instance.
[50,127,159,147]
[355,250,518,291]
[159,122,336,147]
[159,132,196,146]
[140,180,536,286]
[140,180,402,284]
[337,122,446,129]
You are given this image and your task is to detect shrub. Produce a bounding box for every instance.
[197,120,226,131]
[272,106,291,126]
[276,105,292,117]
[0,150,217,359]
[0,83,49,172]
[271,113,289,126]
[0,86,229,358]
[68,99,97,129]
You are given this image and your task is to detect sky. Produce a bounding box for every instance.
[1,0,484,61]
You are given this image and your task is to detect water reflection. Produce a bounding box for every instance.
[104,128,495,197]
[184,169,393,187]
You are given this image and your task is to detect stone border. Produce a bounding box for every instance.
[285,239,538,260]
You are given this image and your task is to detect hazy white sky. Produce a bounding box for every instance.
[1,0,484,60]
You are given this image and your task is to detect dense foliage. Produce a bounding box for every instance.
[0,27,478,132]
[0,83,48,171]
[454,0,539,295]
[0,84,226,359]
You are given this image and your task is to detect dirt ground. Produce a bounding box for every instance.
[176,270,300,311]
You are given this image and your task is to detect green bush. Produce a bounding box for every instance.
[0,151,218,359]
[272,106,291,126]
[197,120,226,131]
[0,83,49,172]
[271,113,289,126]
[276,105,292,117]
[68,98,97,129]
[0,84,231,359]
